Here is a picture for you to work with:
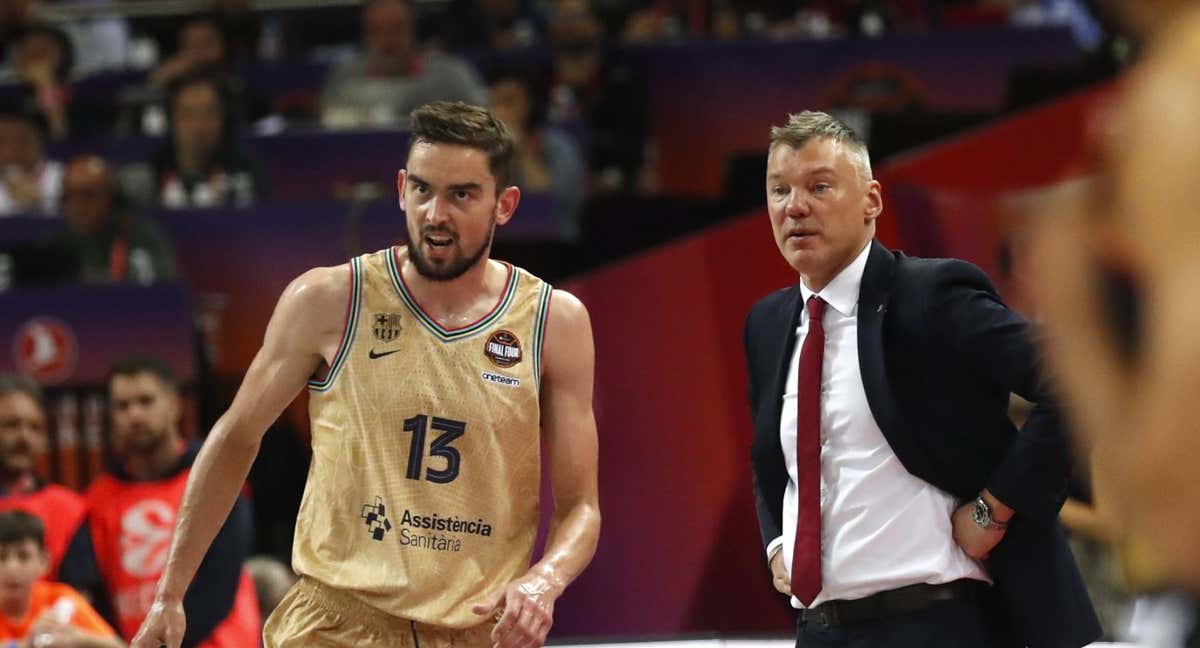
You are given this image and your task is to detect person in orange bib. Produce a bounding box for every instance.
[75,358,259,646]
[0,376,90,582]
[0,510,120,647]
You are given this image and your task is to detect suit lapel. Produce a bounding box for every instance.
[765,285,803,441]
[856,240,918,464]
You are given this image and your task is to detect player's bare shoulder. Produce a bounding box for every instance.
[548,290,592,339]
[269,263,354,344]
[541,289,595,380]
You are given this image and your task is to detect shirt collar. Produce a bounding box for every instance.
[799,240,871,319]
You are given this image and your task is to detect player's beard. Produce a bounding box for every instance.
[408,220,495,282]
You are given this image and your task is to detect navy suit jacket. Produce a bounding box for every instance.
[744,240,1100,648]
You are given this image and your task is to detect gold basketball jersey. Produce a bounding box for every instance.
[293,246,552,628]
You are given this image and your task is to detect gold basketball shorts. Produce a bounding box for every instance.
[263,577,497,647]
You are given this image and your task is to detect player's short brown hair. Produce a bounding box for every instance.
[408,101,516,192]
[769,111,873,180]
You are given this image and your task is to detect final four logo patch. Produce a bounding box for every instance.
[484,330,522,368]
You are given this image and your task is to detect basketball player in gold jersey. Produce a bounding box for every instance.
[1029,0,1200,590]
[130,101,601,647]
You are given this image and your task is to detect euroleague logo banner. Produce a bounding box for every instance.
[119,499,176,578]
[12,317,77,384]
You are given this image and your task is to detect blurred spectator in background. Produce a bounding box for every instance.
[0,511,120,647]
[1,23,74,139]
[127,74,265,210]
[488,67,586,241]
[1009,0,1105,50]
[2,22,117,140]
[0,104,61,216]
[549,1,648,193]
[244,555,296,621]
[438,0,546,52]
[208,0,263,62]
[77,357,260,645]
[149,14,231,90]
[0,0,36,44]
[48,155,175,285]
[139,13,268,134]
[320,0,487,129]
[0,376,90,581]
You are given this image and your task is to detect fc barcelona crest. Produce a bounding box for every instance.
[373,313,403,342]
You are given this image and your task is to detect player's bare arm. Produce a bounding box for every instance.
[1032,7,1200,587]
[473,289,600,648]
[131,264,351,648]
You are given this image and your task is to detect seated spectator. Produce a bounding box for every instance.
[47,155,176,285]
[75,357,259,645]
[0,511,120,647]
[208,0,263,62]
[0,0,35,44]
[488,67,585,240]
[139,13,268,134]
[0,376,90,582]
[549,2,649,193]
[2,23,115,140]
[244,555,296,620]
[320,0,487,129]
[128,73,265,209]
[438,0,546,52]
[150,13,231,90]
[0,104,61,217]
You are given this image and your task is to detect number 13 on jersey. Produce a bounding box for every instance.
[400,414,466,484]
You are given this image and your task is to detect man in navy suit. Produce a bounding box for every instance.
[744,111,1099,647]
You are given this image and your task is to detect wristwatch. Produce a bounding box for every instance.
[972,496,1009,530]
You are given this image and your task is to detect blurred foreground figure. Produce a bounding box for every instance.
[1030,0,1200,597]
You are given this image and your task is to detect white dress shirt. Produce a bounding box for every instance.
[767,242,988,609]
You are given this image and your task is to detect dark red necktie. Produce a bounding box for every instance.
[792,295,826,606]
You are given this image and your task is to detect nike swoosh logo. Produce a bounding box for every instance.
[368,348,400,360]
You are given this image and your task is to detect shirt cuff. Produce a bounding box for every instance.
[766,536,784,562]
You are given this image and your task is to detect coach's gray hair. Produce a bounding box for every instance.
[769,111,873,180]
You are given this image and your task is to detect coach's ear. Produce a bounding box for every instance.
[494,185,520,226]
[864,179,882,224]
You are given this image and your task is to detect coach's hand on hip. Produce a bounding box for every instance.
[769,549,791,595]
[131,595,185,648]
[472,565,562,648]
[952,490,1012,560]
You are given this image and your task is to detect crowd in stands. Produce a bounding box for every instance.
[0,364,280,646]
[0,0,1115,272]
[0,1,1124,642]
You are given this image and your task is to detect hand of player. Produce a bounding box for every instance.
[952,501,1006,560]
[471,566,562,648]
[131,596,186,648]
[22,615,73,648]
[769,549,791,596]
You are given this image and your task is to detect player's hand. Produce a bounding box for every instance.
[131,596,186,648]
[471,567,561,648]
[952,501,1005,560]
[769,550,790,595]
[22,615,75,648]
